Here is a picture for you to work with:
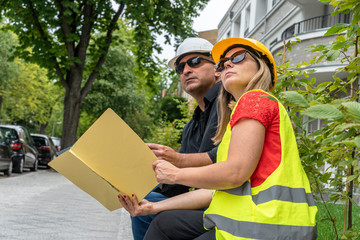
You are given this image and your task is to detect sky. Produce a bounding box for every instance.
[155,0,233,61]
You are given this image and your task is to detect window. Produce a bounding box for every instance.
[226,30,231,38]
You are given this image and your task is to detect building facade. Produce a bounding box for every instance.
[214,0,353,130]
[212,0,356,198]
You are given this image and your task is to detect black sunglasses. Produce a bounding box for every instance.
[216,50,260,72]
[175,56,215,74]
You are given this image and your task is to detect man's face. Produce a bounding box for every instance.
[177,54,218,97]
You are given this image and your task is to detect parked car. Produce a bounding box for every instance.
[50,136,61,152]
[0,125,39,173]
[31,133,58,167]
[0,129,14,176]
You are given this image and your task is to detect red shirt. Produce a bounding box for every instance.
[230,90,282,187]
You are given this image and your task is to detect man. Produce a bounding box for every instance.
[131,37,221,240]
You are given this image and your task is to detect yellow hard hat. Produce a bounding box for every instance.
[212,37,277,88]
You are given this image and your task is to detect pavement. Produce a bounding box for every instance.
[0,169,133,240]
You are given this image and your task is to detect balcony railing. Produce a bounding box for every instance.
[281,13,351,40]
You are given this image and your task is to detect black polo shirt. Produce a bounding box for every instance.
[158,81,221,197]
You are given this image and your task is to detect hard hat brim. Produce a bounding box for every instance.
[212,38,270,63]
[168,50,212,70]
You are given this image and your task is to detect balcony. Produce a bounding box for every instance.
[281,13,351,40]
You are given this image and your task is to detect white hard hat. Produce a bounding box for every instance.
[168,37,213,70]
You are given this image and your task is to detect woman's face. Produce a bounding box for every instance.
[219,47,259,100]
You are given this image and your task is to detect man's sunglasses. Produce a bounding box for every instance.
[175,56,215,74]
[216,50,260,72]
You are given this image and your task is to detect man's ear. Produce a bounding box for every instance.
[214,65,221,78]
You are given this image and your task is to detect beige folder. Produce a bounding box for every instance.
[49,108,158,211]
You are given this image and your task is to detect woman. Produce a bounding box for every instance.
[119,37,317,239]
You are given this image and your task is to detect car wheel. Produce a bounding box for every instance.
[30,158,38,172]
[14,157,24,173]
[4,161,13,177]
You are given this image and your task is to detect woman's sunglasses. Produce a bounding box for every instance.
[175,56,215,74]
[216,50,259,72]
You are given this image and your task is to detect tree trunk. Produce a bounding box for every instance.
[61,71,82,149]
[39,123,47,134]
[56,2,123,149]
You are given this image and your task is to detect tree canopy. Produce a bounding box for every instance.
[0,29,61,129]
[0,0,210,147]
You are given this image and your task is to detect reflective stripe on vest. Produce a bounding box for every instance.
[222,182,316,206]
[204,214,317,240]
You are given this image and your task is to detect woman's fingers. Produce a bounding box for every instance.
[118,194,137,216]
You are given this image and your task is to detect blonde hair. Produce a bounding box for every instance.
[212,57,273,145]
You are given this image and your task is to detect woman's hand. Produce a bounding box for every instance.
[152,160,180,184]
[147,143,182,166]
[118,194,155,217]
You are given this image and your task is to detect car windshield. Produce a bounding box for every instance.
[32,136,47,146]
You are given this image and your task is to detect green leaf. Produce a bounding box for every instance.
[334,140,356,147]
[324,23,349,36]
[334,123,360,132]
[280,91,309,108]
[342,102,360,123]
[347,175,358,183]
[326,50,340,61]
[316,55,326,63]
[315,82,331,93]
[302,104,344,119]
[329,84,338,92]
[352,159,359,167]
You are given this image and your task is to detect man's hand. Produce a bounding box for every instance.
[147,143,182,166]
[152,160,180,184]
[147,143,213,168]
[118,194,155,217]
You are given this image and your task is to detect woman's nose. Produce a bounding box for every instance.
[224,59,233,69]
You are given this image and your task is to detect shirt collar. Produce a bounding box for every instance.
[204,81,222,104]
[193,81,222,119]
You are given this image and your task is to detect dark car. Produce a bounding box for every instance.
[31,133,58,167]
[0,125,39,173]
[0,129,14,176]
[50,136,61,152]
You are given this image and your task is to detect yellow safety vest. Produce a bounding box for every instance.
[203,90,317,240]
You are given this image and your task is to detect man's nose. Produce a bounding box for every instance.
[182,63,193,75]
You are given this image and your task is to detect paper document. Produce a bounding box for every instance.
[49,108,158,211]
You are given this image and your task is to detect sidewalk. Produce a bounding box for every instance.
[0,170,133,240]
[117,208,133,239]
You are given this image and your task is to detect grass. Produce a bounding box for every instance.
[316,201,360,239]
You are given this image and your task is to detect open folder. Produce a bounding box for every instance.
[49,108,158,211]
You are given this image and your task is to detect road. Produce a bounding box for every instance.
[0,169,133,240]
